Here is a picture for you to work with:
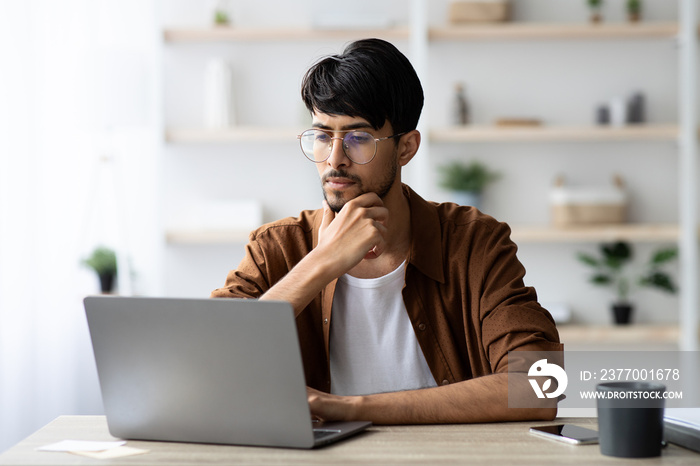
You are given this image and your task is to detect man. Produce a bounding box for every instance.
[212,38,562,424]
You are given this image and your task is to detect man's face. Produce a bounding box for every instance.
[311,112,399,213]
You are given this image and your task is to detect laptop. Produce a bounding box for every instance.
[84,296,371,449]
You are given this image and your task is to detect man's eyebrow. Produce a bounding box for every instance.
[311,122,374,131]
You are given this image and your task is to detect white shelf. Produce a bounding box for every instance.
[558,324,679,345]
[165,126,302,143]
[430,124,680,143]
[163,26,410,43]
[165,229,250,244]
[429,22,685,41]
[510,224,684,243]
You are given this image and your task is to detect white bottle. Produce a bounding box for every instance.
[204,58,234,128]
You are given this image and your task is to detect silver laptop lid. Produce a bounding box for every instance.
[84,296,316,448]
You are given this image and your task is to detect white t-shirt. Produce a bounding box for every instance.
[329,261,438,396]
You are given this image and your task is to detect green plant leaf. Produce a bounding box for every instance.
[603,256,625,271]
[576,252,599,267]
[640,272,677,294]
[437,161,500,192]
[651,248,678,266]
[590,274,612,285]
[82,247,117,276]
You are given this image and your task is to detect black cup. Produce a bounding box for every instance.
[596,382,666,458]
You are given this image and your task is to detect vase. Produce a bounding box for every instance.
[99,273,116,294]
[611,303,633,325]
[449,191,482,210]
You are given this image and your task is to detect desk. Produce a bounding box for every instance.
[0,416,697,465]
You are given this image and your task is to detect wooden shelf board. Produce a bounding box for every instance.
[430,124,679,143]
[167,224,687,245]
[163,27,410,42]
[166,229,250,244]
[167,125,684,144]
[558,324,679,344]
[510,224,682,243]
[165,126,302,143]
[429,22,683,40]
[163,23,693,43]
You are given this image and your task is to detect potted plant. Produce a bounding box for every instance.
[577,241,678,324]
[626,0,641,22]
[437,160,500,210]
[82,246,118,293]
[213,0,230,26]
[587,0,603,23]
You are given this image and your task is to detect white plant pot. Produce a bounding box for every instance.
[449,191,482,209]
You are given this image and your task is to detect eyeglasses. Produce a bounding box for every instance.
[297,129,405,165]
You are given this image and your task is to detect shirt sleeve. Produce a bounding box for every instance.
[476,221,563,374]
[211,234,271,299]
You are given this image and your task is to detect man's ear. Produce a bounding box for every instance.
[397,130,421,167]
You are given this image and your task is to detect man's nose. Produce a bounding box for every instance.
[326,137,350,169]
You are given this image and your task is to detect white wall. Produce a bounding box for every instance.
[0,0,161,452]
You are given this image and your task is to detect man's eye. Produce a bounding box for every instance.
[315,133,330,142]
[349,133,372,144]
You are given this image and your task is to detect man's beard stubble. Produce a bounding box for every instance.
[322,161,398,213]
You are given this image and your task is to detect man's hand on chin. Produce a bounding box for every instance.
[315,192,388,275]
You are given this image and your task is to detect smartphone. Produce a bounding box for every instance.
[529,424,599,445]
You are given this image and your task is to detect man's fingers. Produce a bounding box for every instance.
[320,200,335,232]
[363,221,388,260]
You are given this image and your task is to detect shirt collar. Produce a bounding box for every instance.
[403,184,446,284]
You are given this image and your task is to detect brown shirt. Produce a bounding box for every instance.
[212,185,562,392]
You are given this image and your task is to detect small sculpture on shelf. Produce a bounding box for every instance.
[437,160,500,210]
[451,82,470,126]
[626,91,645,123]
[576,241,678,325]
[587,0,603,23]
[82,246,118,294]
[594,91,646,126]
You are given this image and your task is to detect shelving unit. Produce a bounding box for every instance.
[161,1,698,349]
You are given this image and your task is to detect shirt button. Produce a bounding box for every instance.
[323,318,328,325]
[418,323,426,331]
[442,379,450,386]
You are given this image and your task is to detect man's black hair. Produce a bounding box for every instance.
[301,38,424,135]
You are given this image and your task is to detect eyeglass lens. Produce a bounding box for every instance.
[299,130,376,164]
